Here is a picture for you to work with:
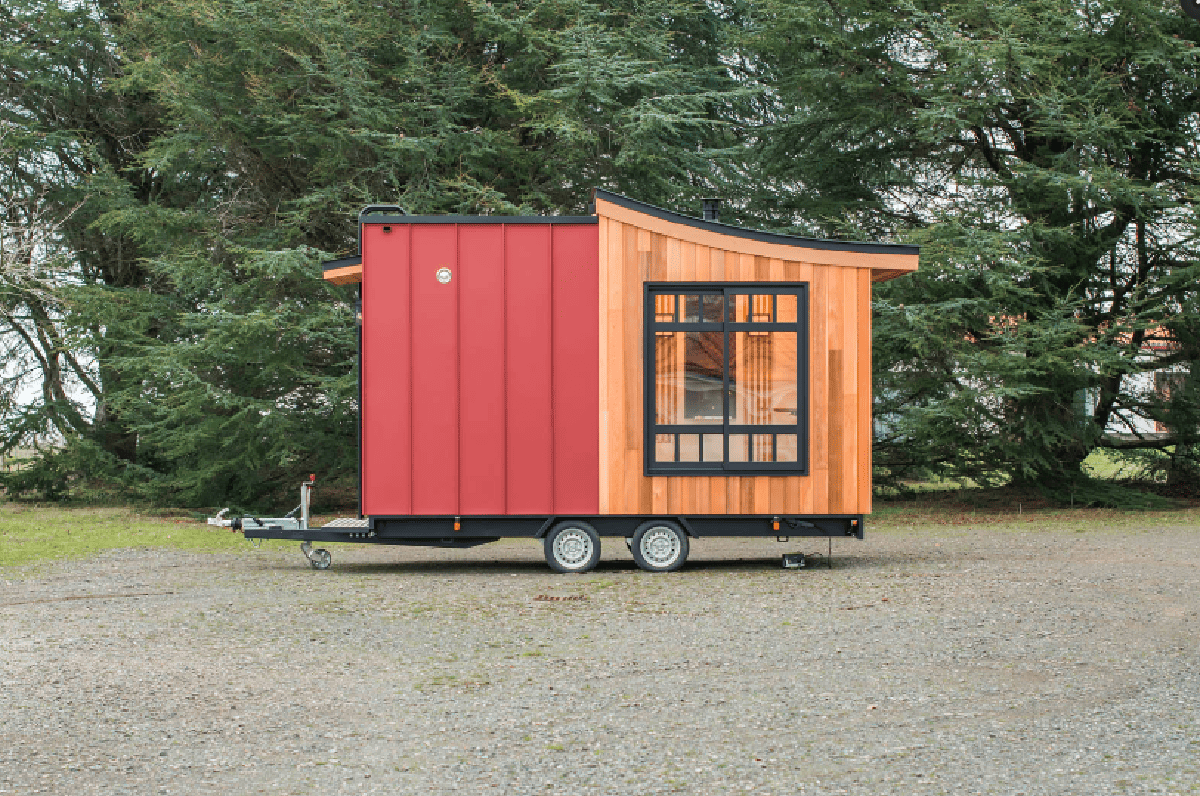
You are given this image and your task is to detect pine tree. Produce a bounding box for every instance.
[743,0,1200,497]
[2,0,749,505]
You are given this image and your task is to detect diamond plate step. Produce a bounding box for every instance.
[321,517,370,529]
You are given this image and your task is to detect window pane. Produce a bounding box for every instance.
[654,331,725,424]
[654,294,676,322]
[776,294,797,323]
[731,294,750,323]
[654,332,681,424]
[728,434,749,462]
[655,434,676,462]
[776,434,798,462]
[752,294,773,323]
[682,295,702,323]
[684,332,725,421]
[678,434,700,462]
[752,434,774,462]
[702,433,723,462]
[729,331,798,425]
[702,295,724,323]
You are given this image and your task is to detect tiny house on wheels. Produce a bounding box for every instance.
[213,190,918,572]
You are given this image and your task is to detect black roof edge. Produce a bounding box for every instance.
[322,255,362,271]
[357,214,598,225]
[591,188,919,255]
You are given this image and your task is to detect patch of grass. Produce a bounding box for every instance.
[872,491,1199,532]
[1082,448,1134,480]
[0,504,291,570]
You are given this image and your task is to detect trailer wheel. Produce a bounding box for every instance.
[310,548,332,570]
[544,521,601,573]
[631,521,688,572]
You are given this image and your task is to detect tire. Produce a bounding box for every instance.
[544,521,601,573]
[630,520,689,572]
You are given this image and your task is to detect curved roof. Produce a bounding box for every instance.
[591,189,919,256]
[591,189,918,281]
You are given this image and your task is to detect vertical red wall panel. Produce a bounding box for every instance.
[458,226,508,514]
[409,226,460,514]
[505,226,555,514]
[361,219,598,518]
[361,225,412,516]
[551,224,600,513]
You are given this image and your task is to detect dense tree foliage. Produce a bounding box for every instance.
[1,0,1197,506]
[1,0,746,506]
[744,0,1200,496]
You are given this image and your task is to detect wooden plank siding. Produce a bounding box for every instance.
[595,197,916,516]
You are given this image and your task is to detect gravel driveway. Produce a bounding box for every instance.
[2,522,1198,795]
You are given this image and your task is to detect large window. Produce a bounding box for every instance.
[644,283,809,475]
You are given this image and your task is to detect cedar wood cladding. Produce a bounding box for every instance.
[594,194,919,517]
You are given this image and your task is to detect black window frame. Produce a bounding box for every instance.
[643,282,810,476]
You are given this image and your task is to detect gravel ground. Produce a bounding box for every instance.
[1,523,1198,795]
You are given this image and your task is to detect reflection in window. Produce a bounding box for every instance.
[654,294,676,323]
[678,434,700,462]
[730,294,776,323]
[776,434,798,462]
[655,433,675,462]
[654,331,725,424]
[730,332,798,426]
[703,295,724,323]
[777,294,797,323]
[702,433,723,462]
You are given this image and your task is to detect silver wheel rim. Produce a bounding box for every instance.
[639,527,681,568]
[553,529,593,569]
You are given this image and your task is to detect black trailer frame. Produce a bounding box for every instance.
[244,513,863,544]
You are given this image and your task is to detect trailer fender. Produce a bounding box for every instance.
[675,516,698,538]
[533,517,558,539]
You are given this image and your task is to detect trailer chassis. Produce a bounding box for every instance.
[209,478,862,572]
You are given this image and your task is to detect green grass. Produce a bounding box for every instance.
[890,447,1174,492]
[872,497,1199,532]
[0,504,292,571]
[2,496,1196,573]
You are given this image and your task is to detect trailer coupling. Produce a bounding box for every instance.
[205,475,346,569]
[207,475,316,532]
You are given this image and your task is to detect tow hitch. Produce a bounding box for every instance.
[208,475,331,569]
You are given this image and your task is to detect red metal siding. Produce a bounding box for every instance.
[361,224,412,516]
[551,225,601,513]
[360,221,599,517]
[409,226,460,514]
[458,226,507,514]
[505,226,555,514]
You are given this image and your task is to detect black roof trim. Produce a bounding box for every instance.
[358,214,598,225]
[592,189,919,255]
[322,255,362,272]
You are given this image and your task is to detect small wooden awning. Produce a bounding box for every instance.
[323,255,362,285]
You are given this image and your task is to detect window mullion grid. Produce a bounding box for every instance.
[647,284,806,476]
